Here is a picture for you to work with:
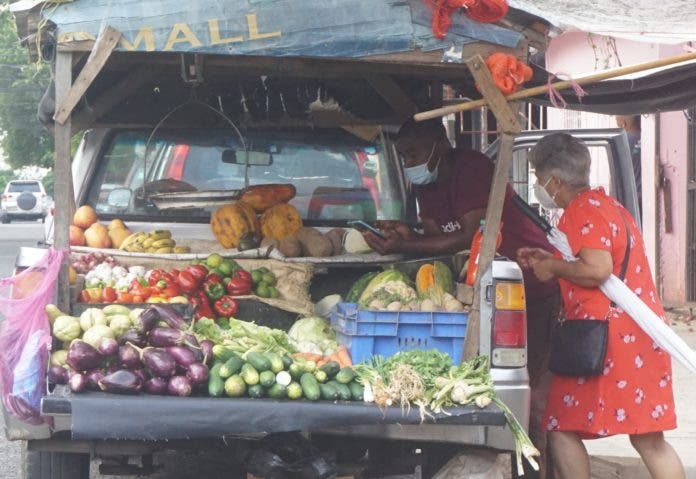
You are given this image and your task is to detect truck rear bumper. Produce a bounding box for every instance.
[41,390,506,442]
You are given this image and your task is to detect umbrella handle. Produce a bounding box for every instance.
[512,195,553,234]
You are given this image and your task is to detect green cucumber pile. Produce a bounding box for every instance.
[208,346,363,401]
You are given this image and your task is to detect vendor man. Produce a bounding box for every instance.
[363,118,560,479]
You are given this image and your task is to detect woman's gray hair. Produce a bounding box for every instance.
[528,133,591,187]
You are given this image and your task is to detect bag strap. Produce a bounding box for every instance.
[610,216,631,308]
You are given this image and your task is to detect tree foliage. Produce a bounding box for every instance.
[0,8,53,170]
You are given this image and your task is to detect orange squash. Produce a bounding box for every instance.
[210,201,260,249]
[240,184,297,212]
[260,203,303,241]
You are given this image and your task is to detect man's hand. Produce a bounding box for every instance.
[376,221,416,240]
[363,230,404,255]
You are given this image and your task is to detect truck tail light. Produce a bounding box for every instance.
[491,281,527,368]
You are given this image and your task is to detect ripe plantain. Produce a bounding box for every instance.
[148,230,172,241]
[173,246,191,254]
[152,238,176,248]
[154,247,174,254]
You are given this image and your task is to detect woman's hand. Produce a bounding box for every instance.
[517,247,553,268]
[517,247,557,281]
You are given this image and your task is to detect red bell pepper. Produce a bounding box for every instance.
[101,287,117,303]
[148,269,166,287]
[186,264,208,284]
[190,291,215,320]
[214,295,238,317]
[130,279,151,299]
[206,272,223,284]
[161,284,182,298]
[226,270,253,296]
[176,270,198,294]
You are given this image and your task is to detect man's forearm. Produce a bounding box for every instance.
[397,233,468,255]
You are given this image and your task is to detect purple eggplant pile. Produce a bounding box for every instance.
[49,306,214,397]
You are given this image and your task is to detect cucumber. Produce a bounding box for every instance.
[264,352,284,374]
[281,355,293,370]
[246,352,272,372]
[212,345,237,362]
[219,354,244,379]
[300,373,321,401]
[208,363,225,397]
[319,382,339,401]
[287,382,303,400]
[329,380,352,401]
[259,370,276,388]
[103,304,131,316]
[240,363,260,386]
[267,383,287,399]
[289,363,305,380]
[313,370,328,383]
[319,361,340,378]
[224,375,246,397]
[247,384,265,399]
[297,359,316,373]
[349,381,364,401]
[335,367,356,384]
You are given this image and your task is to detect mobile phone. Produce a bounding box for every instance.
[347,220,387,240]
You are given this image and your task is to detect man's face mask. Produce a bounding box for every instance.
[533,176,559,209]
[404,142,439,185]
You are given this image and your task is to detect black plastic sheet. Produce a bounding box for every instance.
[42,392,506,441]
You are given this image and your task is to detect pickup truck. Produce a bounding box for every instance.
[10,125,638,478]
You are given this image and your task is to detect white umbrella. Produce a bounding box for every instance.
[513,196,696,374]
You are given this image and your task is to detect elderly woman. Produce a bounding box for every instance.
[517,133,684,479]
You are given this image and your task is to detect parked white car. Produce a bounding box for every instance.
[1,180,49,223]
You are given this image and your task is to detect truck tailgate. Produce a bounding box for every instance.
[42,390,506,441]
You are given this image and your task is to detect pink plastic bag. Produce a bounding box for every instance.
[0,248,66,424]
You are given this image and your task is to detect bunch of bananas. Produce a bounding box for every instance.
[119,230,191,254]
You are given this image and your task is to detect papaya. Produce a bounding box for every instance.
[210,201,260,249]
[240,184,297,212]
[416,261,455,305]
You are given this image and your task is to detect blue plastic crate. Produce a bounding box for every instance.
[331,302,468,364]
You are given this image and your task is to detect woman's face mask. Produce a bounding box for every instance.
[534,176,559,209]
[404,142,439,185]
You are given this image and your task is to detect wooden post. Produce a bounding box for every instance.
[53,26,121,125]
[461,55,521,360]
[54,51,73,312]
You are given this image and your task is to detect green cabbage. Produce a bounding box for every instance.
[288,317,338,355]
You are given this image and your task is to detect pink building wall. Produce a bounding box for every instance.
[545,33,690,304]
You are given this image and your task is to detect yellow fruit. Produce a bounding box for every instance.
[210,201,260,249]
[260,203,303,241]
[108,219,127,231]
[155,247,173,254]
[152,238,175,248]
[173,246,191,254]
[108,227,132,249]
[73,205,98,229]
[84,223,112,249]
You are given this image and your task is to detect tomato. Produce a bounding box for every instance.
[116,292,134,303]
[101,287,117,303]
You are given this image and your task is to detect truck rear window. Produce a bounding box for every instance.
[8,182,41,193]
[86,129,407,223]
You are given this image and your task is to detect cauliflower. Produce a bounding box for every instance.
[367,280,418,306]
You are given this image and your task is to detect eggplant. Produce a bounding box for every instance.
[141,347,177,378]
[66,340,104,372]
[144,377,168,395]
[85,369,105,391]
[148,327,186,347]
[104,362,121,375]
[119,344,142,369]
[69,372,86,393]
[134,307,161,332]
[98,337,119,357]
[165,346,197,367]
[167,375,192,397]
[151,305,188,330]
[199,340,214,365]
[99,369,143,394]
[132,368,149,384]
[186,362,209,386]
[47,366,68,385]
[118,329,147,348]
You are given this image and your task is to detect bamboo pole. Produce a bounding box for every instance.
[415,50,696,121]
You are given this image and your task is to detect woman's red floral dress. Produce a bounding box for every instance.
[544,188,676,438]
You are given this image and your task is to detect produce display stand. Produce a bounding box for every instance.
[9,0,553,476]
[42,390,506,441]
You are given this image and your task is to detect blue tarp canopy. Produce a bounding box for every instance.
[44,0,524,58]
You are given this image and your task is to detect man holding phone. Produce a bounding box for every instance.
[363,118,560,479]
